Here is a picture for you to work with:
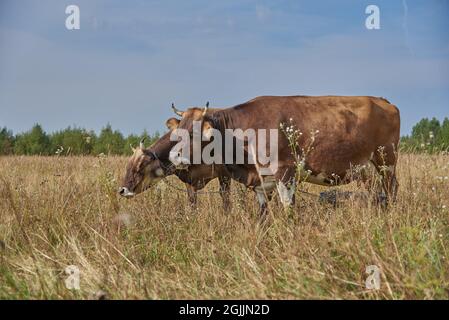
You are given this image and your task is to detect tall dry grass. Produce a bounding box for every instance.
[0,153,448,299]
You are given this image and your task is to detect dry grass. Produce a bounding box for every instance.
[0,153,448,299]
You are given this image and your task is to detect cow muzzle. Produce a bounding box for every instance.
[118,187,135,198]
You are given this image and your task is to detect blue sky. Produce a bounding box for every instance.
[0,0,448,135]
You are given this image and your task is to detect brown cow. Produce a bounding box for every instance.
[119,106,231,210]
[158,95,400,214]
[119,95,400,216]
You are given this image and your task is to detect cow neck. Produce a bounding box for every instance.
[149,147,175,175]
[208,108,242,168]
[209,108,237,133]
[148,134,176,174]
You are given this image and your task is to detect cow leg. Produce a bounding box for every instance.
[276,180,296,208]
[185,184,198,209]
[275,167,296,208]
[254,184,275,218]
[357,163,382,195]
[371,145,399,205]
[218,176,231,212]
[380,165,399,203]
[369,163,398,207]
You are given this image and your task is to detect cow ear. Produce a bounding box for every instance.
[165,118,180,130]
[202,120,214,140]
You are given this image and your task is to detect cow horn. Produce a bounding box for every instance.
[171,103,184,116]
[202,101,209,117]
[130,144,136,153]
[140,138,145,149]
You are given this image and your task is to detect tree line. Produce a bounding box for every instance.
[0,124,160,156]
[400,117,449,153]
[1,117,448,156]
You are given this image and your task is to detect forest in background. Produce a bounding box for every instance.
[0,117,448,156]
[0,124,160,156]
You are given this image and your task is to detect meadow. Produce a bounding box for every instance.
[0,153,448,299]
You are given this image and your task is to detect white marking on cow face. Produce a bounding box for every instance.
[276,180,295,207]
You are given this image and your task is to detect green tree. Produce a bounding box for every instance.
[0,127,15,155]
[437,117,449,150]
[401,117,449,153]
[93,124,125,155]
[122,130,160,155]
[14,124,50,155]
[412,117,440,141]
[2,123,162,156]
[123,133,140,155]
[50,127,96,155]
[151,130,161,143]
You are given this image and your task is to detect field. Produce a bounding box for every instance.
[0,153,448,299]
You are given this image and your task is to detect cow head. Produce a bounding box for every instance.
[169,102,219,166]
[119,140,166,197]
[171,101,215,139]
[165,117,180,131]
[119,117,185,197]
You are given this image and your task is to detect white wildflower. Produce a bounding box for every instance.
[55,146,64,155]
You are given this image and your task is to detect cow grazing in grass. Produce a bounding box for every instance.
[155,95,400,214]
[119,105,231,210]
[120,95,400,216]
